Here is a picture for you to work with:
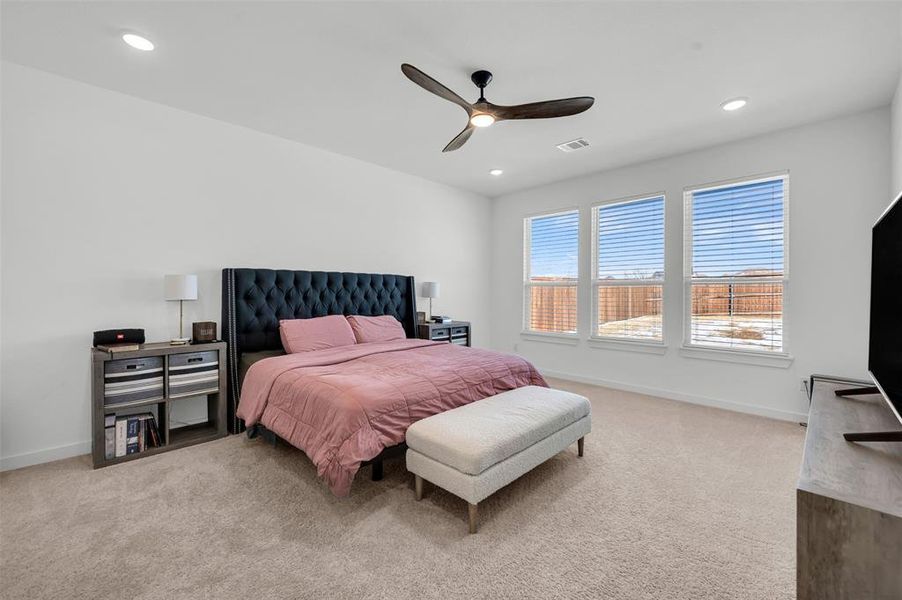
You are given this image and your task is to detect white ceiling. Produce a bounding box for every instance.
[3,1,901,197]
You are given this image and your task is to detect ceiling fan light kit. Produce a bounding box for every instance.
[401,63,594,152]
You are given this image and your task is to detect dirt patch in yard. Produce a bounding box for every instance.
[717,327,764,340]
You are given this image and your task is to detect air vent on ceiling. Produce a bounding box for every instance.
[556,138,590,153]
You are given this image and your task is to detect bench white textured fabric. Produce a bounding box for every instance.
[406,385,591,533]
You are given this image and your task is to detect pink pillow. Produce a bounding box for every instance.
[346,315,407,344]
[279,315,357,353]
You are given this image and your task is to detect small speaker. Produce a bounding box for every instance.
[93,328,145,347]
[192,321,217,343]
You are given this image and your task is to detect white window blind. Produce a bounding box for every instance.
[524,210,579,334]
[684,175,787,353]
[593,195,665,342]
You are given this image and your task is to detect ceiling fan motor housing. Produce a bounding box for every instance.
[471,70,493,90]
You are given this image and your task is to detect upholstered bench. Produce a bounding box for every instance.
[406,385,591,533]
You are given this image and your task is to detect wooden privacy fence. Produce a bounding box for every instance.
[528,286,577,333]
[691,282,782,317]
[597,286,662,323]
[528,281,782,331]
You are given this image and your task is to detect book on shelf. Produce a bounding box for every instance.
[115,419,127,458]
[104,414,116,460]
[126,418,139,454]
[110,413,162,459]
[96,343,140,353]
[146,415,160,447]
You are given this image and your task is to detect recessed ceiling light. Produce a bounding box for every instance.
[721,97,748,112]
[122,33,154,52]
[470,114,495,128]
[489,169,504,176]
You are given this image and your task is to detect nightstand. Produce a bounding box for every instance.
[91,341,227,468]
[418,321,471,346]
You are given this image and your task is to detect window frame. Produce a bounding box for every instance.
[681,172,792,366]
[522,206,581,339]
[590,192,667,349]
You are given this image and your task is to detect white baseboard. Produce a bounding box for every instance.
[541,368,808,423]
[168,416,210,428]
[1,440,90,472]
[0,416,213,472]
[0,380,804,471]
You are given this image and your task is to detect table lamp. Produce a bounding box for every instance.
[164,274,197,345]
[422,281,440,320]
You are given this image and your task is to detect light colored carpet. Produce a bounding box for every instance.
[0,378,805,600]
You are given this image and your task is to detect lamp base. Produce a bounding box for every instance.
[169,337,190,346]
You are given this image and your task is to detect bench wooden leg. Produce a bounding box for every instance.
[415,475,423,500]
[468,503,478,534]
[578,437,584,457]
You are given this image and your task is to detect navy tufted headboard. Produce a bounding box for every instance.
[221,268,418,433]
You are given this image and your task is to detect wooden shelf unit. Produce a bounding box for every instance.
[91,341,227,468]
[797,376,902,598]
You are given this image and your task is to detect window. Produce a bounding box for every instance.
[524,209,579,334]
[592,195,665,342]
[683,174,788,353]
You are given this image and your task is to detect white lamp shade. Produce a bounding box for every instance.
[422,281,440,299]
[164,274,198,301]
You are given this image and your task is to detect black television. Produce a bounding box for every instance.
[838,190,902,442]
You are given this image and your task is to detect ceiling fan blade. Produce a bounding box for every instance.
[442,125,474,152]
[402,63,473,114]
[492,96,594,120]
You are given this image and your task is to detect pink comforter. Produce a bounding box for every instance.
[237,339,547,496]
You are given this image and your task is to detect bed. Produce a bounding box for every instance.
[221,268,546,496]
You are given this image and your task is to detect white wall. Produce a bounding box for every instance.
[490,108,891,421]
[0,63,492,469]
[893,11,902,196]
[892,72,902,195]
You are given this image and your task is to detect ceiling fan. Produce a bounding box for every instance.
[401,63,594,152]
